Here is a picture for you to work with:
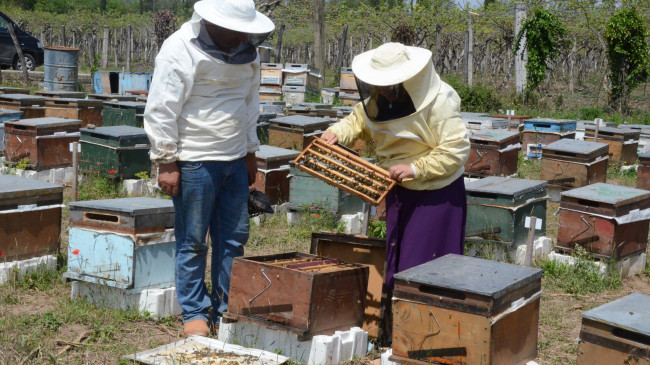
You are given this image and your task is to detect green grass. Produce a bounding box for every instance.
[515,152,542,180]
[606,162,638,187]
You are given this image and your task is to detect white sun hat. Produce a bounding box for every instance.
[194,0,275,34]
[351,42,432,86]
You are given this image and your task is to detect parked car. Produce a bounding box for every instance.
[0,11,44,71]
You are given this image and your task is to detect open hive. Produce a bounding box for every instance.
[293,138,396,205]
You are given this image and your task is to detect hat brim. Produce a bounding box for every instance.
[351,46,432,86]
[195,1,275,34]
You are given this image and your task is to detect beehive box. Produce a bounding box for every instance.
[391,254,542,365]
[64,197,175,291]
[0,87,30,95]
[287,105,338,118]
[340,67,358,91]
[621,124,650,153]
[0,94,48,119]
[257,113,276,145]
[259,87,283,102]
[4,117,81,170]
[252,145,300,205]
[226,252,369,337]
[465,177,547,246]
[556,183,650,259]
[541,139,609,189]
[102,101,146,128]
[576,293,650,365]
[87,93,138,102]
[321,88,339,105]
[79,126,151,179]
[259,101,286,115]
[268,115,332,150]
[261,63,283,85]
[637,151,650,190]
[44,98,103,128]
[584,126,640,165]
[0,109,23,155]
[281,85,319,104]
[463,116,509,130]
[35,90,86,99]
[283,63,321,90]
[310,232,387,341]
[339,90,361,106]
[465,130,520,177]
[293,138,396,206]
[522,118,577,155]
[0,175,63,262]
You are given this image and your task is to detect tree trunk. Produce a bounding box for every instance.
[8,23,29,85]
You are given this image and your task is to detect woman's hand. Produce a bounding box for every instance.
[389,164,415,182]
[320,132,338,145]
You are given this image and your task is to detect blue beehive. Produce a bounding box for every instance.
[524,118,577,132]
[64,197,175,292]
[0,109,23,154]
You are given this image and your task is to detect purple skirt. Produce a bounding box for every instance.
[384,176,466,288]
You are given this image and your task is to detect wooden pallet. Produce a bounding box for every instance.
[293,138,396,205]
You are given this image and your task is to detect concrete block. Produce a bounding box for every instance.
[0,255,57,285]
[340,212,364,235]
[380,349,398,365]
[546,185,563,202]
[71,281,181,319]
[218,319,368,365]
[575,131,585,140]
[514,236,553,265]
[546,252,647,278]
[123,179,144,196]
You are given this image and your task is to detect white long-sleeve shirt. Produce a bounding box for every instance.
[144,14,260,164]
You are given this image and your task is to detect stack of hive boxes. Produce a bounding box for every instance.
[338,67,360,106]
[282,63,321,104]
[259,63,283,101]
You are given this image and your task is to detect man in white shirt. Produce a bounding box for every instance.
[144,0,274,336]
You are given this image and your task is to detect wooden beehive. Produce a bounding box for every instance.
[87,93,138,102]
[268,115,332,150]
[226,252,369,337]
[0,109,23,156]
[0,87,30,95]
[0,94,48,119]
[261,63,283,86]
[35,90,86,99]
[339,90,361,106]
[64,197,175,291]
[463,116,509,130]
[4,117,81,170]
[465,177,547,246]
[293,138,396,205]
[259,87,283,101]
[259,101,286,115]
[44,98,103,128]
[287,105,338,118]
[102,101,146,128]
[283,63,321,91]
[556,183,650,259]
[79,126,151,179]
[391,254,542,365]
[340,67,358,91]
[253,145,300,205]
[576,293,650,365]
[0,175,64,262]
[541,139,609,189]
[584,126,640,165]
[522,118,577,155]
[465,129,520,177]
[310,232,387,341]
[637,151,650,190]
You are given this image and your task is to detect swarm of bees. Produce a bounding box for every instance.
[295,140,394,204]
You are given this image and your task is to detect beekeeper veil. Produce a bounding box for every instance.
[351,43,440,122]
[191,0,275,64]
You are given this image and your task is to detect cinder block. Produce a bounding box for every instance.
[380,349,398,365]
[546,251,646,278]
[0,255,57,285]
[514,236,553,265]
[122,179,144,196]
[71,281,181,319]
[218,318,368,365]
[340,212,364,235]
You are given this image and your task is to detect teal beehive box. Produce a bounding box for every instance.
[79,126,151,179]
[465,177,548,246]
[289,166,366,216]
[102,101,146,128]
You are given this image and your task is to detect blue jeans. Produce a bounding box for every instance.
[172,159,250,324]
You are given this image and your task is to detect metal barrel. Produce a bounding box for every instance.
[43,46,79,91]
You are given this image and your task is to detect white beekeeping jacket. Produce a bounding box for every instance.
[144,12,260,164]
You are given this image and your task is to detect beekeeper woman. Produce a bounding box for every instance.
[321,42,470,288]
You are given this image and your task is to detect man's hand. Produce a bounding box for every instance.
[389,164,415,182]
[244,152,257,186]
[158,162,180,196]
[320,132,338,145]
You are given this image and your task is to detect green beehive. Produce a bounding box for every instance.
[80,126,151,179]
[102,101,146,128]
[465,177,548,246]
[289,166,365,216]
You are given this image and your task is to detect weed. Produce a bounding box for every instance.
[77,175,126,201]
[606,163,637,187]
[515,152,542,180]
[444,75,503,113]
[38,311,64,331]
[368,220,386,238]
[540,247,622,294]
[15,157,31,170]
[134,171,149,180]
[13,267,61,291]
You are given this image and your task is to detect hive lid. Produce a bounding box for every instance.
[526,118,576,125]
[88,93,138,101]
[0,110,23,119]
[103,101,147,110]
[0,175,64,199]
[6,117,81,128]
[36,90,86,98]
[257,145,300,161]
[460,112,490,118]
[394,254,542,299]
[543,139,608,155]
[45,98,103,107]
[0,94,49,103]
[585,125,640,138]
[81,126,149,147]
[469,129,519,142]
[0,87,30,94]
[465,176,546,206]
[582,293,650,337]
[68,197,174,215]
[560,183,650,207]
[639,150,650,160]
[270,115,333,127]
